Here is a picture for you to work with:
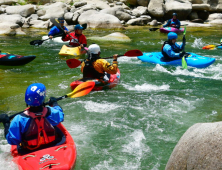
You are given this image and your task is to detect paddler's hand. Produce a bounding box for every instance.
[48,97,58,107]
[179,51,185,58]
[49,35,53,39]
[113,54,118,61]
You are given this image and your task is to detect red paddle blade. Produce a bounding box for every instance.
[66,59,81,68]
[67,81,95,98]
[124,50,143,57]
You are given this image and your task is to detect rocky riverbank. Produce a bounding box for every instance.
[0,0,222,35]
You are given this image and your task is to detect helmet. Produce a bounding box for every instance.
[74,24,84,30]
[25,83,46,106]
[172,13,177,16]
[168,32,178,40]
[88,44,100,54]
[58,17,64,21]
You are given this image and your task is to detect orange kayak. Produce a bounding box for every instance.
[10,123,77,170]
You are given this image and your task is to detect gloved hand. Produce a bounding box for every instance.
[113,54,118,61]
[48,97,58,107]
[179,51,186,58]
[0,114,10,124]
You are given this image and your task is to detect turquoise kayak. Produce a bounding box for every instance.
[138,52,215,68]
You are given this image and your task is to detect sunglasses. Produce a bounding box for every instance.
[59,21,64,23]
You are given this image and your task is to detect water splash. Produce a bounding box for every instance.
[191,38,205,49]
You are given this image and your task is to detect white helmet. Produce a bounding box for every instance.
[88,44,100,54]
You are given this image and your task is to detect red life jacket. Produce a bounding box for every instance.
[22,107,56,150]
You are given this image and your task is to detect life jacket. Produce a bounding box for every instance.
[22,107,56,150]
[161,41,181,60]
[83,57,104,79]
[170,19,178,27]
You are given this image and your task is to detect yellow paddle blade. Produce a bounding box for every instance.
[202,45,216,50]
[67,81,95,98]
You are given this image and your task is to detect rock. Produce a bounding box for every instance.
[116,11,132,21]
[190,19,204,23]
[64,12,74,24]
[164,0,192,20]
[116,2,123,5]
[39,2,67,21]
[0,22,25,35]
[188,11,198,20]
[0,14,24,27]
[197,10,209,21]
[208,13,222,20]
[30,14,39,20]
[72,12,80,24]
[126,17,151,25]
[192,4,210,11]
[5,4,35,17]
[216,4,222,12]
[78,10,123,29]
[131,8,141,17]
[88,32,131,42]
[166,121,222,170]
[148,0,164,18]
[29,0,50,5]
[73,1,87,8]
[100,7,131,21]
[149,19,158,26]
[137,0,150,7]
[0,7,6,14]
[136,6,148,15]
[126,0,138,6]
[181,20,211,27]
[29,19,50,28]
[37,9,46,17]
[0,0,17,5]
[83,0,110,10]
[209,19,222,25]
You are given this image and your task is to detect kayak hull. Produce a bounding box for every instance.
[59,45,87,56]
[42,36,68,45]
[70,68,120,91]
[11,123,77,170]
[138,52,215,68]
[160,27,184,33]
[0,53,36,66]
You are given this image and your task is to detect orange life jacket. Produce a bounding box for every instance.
[22,107,56,150]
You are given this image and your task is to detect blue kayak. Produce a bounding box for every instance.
[138,52,215,68]
[217,46,222,49]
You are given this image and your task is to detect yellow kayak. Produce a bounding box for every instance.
[59,45,87,56]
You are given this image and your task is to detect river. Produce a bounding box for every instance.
[0,26,222,170]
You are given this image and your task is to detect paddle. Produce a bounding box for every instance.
[181,26,188,69]
[149,25,188,31]
[202,44,221,50]
[1,82,95,122]
[66,49,143,69]
[30,33,64,46]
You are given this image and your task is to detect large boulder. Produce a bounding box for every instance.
[39,2,68,21]
[78,10,123,29]
[0,14,24,26]
[208,13,222,20]
[126,17,151,25]
[166,121,222,170]
[137,0,150,7]
[0,0,17,5]
[88,32,131,42]
[29,19,50,28]
[197,10,209,21]
[192,4,210,10]
[0,22,25,35]
[164,0,192,20]
[148,0,164,18]
[5,4,35,17]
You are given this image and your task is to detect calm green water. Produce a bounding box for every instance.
[0,26,222,170]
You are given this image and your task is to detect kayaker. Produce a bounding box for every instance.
[48,17,69,39]
[163,13,181,29]
[0,83,64,154]
[80,44,118,82]
[62,24,87,48]
[161,32,186,61]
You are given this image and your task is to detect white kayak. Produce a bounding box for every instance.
[42,36,69,45]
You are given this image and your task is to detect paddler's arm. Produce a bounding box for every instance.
[102,54,118,74]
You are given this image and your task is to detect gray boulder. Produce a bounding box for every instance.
[0,0,17,5]
[164,0,192,20]
[5,5,35,17]
[197,10,209,21]
[0,22,25,35]
[0,14,24,26]
[166,121,222,170]
[73,1,87,8]
[37,9,46,17]
[29,19,50,28]
[148,0,164,18]
[192,4,210,11]
[78,10,123,29]
[126,17,151,25]
[100,7,131,21]
[208,13,222,20]
[137,0,150,7]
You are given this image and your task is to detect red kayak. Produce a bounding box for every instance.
[10,123,77,170]
[70,68,120,91]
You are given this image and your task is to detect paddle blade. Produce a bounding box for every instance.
[66,59,82,68]
[67,82,95,98]
[149,28,159,31]
[82,23,87,30]
[124,50,143,57]
[30,40,44,46]
[182,56,187,69]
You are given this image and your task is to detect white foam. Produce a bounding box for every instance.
[123,83,170,92]
[191,38,205,49]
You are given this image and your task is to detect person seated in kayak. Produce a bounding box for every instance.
[0,83,64,154]
[163,13,181,29]
[62,24,87,48]
[161,32,186,61]
[48,17,69,39]
[80,44,118,82]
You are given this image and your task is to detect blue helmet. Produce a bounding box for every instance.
[168,32,178,40]
[74,24,84,30]
[25,83,46,106]
[172,13,177,16]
